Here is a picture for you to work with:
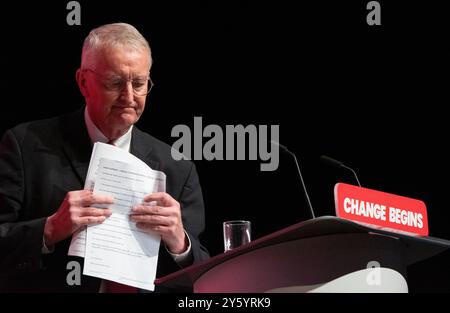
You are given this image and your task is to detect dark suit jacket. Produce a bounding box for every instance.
[0,108,209,292]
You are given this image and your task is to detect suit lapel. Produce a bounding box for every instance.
[59,108,92,186]
[130,127,160,171]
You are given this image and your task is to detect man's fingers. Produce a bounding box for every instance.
[143,192,175,205]
[130,214,170,226]
[135,223,169,234]
[143,192,165,202]
[80,194,115,206]
[132,205,168,216]
[79,207,112,217]
[77,215,107,226]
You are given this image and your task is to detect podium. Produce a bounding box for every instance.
[155,216,450,292]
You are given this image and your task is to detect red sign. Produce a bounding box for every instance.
[334,183,428,236]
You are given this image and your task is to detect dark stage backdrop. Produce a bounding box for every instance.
[0,1,449,291]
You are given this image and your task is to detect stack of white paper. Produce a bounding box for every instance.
[68,142,166,291]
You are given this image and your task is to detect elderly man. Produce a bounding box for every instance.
[0,23,209,292]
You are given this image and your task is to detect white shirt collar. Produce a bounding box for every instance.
[84,107,133,152]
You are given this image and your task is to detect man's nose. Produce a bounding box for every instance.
[119,81,135,103]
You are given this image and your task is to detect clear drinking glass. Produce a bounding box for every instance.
[223,220,251,252]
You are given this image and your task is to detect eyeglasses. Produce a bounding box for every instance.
[83,68,154,96]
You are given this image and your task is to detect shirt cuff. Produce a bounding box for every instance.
[41,235,55,254]
[166,230,193,267]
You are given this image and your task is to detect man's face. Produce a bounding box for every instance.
[77,46,151,136]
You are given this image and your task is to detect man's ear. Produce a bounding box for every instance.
[76,68,89,98]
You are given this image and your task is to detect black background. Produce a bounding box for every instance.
[0,0,449,292]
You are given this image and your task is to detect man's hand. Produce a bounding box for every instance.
[44,190,114,246]
[130,192,187,254]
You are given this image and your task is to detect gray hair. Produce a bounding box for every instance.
[81,23,152,69]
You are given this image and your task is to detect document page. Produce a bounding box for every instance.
[69,142,165,256]
[84,213,160,291]
[67,143,166,291]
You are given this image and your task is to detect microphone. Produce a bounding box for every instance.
[272,141,316,219]
[320,155,362,187]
